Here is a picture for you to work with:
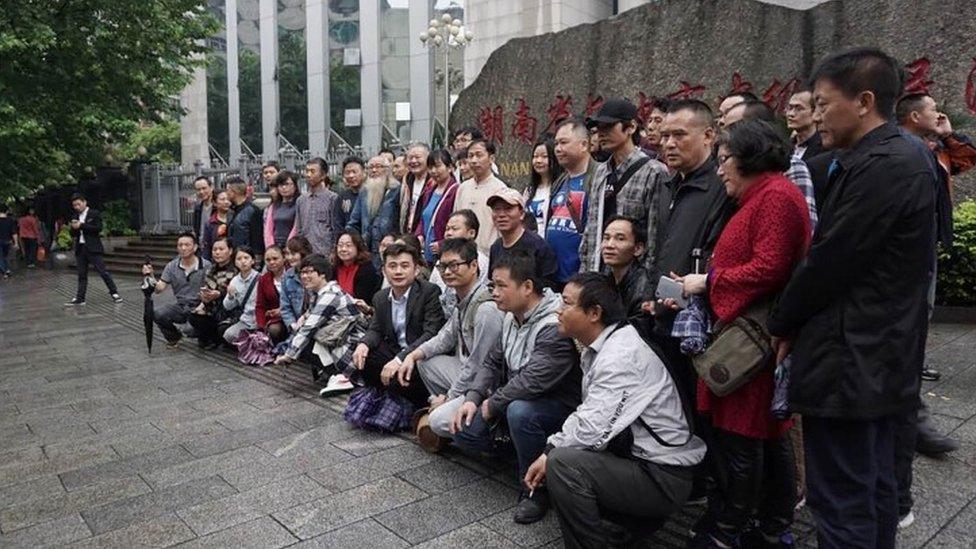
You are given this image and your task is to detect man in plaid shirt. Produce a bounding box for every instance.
[579,98,670,274]
[275,254,363,394]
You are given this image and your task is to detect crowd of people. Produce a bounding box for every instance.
[6,46,970,548]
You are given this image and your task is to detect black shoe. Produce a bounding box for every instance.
[739,529,796,548]
[921,367,941,381]
[513,490,548,524]
[65,298,86,306]
[916,428,960,456]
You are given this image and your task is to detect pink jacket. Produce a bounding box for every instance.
[263,202,298,248]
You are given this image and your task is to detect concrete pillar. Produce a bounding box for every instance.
[360,0,381,154]
[226,0,241,166]
[259,0,280,160]
[409,1,435,142]
[306,0,330,156]
[180,54,209,169]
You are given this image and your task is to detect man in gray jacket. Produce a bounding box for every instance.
[525,273,705,548]
[395,238,503,449]
[449,253,582,525]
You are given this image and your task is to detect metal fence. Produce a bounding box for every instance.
[139,150,356,234]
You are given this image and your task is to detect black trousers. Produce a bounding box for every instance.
[547,447,693,549]
[359,340,430,408]
[893,407,918,517]
[187,313,228,348]
[804,415,897,549]
[75,244,118,299]
[706,429,795,542]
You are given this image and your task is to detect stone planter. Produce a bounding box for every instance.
[932,305,976,324]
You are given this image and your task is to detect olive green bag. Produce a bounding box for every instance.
[693,300,774,397]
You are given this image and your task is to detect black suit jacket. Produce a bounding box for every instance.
[70,208,105,254]
[362,279,446,361]
[798,132,825,162]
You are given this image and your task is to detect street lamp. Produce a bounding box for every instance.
[419,12,473,137]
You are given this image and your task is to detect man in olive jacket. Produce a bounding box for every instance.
[767,48,935,548]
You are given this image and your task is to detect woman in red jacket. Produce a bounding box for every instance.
[331,230,381,312]
[675,120,811,548]
[255,246,288,344]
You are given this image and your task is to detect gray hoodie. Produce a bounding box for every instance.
[465,289,582,417]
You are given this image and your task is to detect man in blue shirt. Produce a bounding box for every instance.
[546,117,595,286]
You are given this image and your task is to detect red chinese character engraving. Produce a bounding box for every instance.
[762,77,802,114]
[904,58,934,95]
[544,94,574,134]
[511,98,538,145]
[636,92,656,125]
[478,105,505,144]
[728,71,754,96]
[966,58,976,116]
[584,94,605,118]
[667,81,707,100]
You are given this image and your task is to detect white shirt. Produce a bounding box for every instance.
[78,207,89,244]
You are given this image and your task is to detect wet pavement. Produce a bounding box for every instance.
[1,269,975,548]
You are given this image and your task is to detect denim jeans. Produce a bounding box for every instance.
[453,397,573,481]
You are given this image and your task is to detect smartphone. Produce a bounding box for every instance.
[655,276,689,309]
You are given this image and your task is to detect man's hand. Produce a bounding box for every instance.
[200,288,219,303]
[935,113,953,139]
[352,343,369,369]
[771,336,792,365]
[380,359,400,386]
[480,400,492,422]
[430,394,447,410]
[274,354,293,366]
[524,454,548,491]
[353,299,373,315]
[451,401,478,434]
[397,353,418,386]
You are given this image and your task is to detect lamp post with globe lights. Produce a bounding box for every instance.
[419,13,473,139]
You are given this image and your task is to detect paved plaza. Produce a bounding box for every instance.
[1,270,975,548]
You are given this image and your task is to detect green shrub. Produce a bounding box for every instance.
[937,200,976,306]
[101,199,134,237]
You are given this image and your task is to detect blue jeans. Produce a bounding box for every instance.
[453,397,573,482]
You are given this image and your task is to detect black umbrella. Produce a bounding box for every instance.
[141,256,155,353]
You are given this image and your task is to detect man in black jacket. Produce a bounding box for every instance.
[66,193,122,305]
[225,176,264,259]
[190,176,214,241]
[787,88,824,161]
[352,242,446,407]
[767,48,935,548]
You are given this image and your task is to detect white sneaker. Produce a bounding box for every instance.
[898,510,915,529]
[319,374,354,397]
[111,293,123,303]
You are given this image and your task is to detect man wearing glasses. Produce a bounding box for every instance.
[396,238,503,451]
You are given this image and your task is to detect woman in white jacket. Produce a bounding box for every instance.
[222,245,260,344]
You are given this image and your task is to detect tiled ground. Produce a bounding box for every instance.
[1,269,975,548]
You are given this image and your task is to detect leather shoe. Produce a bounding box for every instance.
[921,367,941,381]
[513,490,548,524]
[916,420,960,457]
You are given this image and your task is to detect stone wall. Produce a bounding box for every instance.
[452,0,976,198]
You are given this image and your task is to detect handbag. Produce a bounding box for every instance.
[217,275,258,331]
[313,313,368,348]
[692,299,774,397]
[344,386,415,432]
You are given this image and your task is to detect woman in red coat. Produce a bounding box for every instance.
[254,246,288,344]
[675,120,811,548]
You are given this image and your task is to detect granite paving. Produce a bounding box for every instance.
[1,269,975,547]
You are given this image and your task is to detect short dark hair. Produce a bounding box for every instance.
[285,235,313,257]
[724,91,760,103]
[378,147,395,157]
[342,156,365,171]
[567,272,626,326]
[716,119,791,176]
[790,87,815,108]
[223,174,245,186]
[455,126,483,140]
[667,99,715,127]
[212,237,233,254]
[235,245,256,260]
[736,100,777,124]
[382,241,422,265]
[300,254,333,279]
[454,147,469,162]
[262,161,279,170]
[467,138,497,156]
[895,92,932,125]
[306,157,329,172]
[332,230,371,266]
[427,148,456,169]
[193,176,212,186]
[809,47,904,119]
[176,230,198,245]
[449,209,480,237]
[604,215,647,246]
[439,238,478,263]
[650,97,674,113]
[70,193,87,202]
[554,116,589,139]
[492,252,543,296]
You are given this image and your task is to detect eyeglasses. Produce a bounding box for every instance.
[717,154,734,165]
[435,260,472,273]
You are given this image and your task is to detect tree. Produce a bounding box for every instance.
[0,0,218,201]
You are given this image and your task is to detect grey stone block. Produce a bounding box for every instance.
[290,518,408,549]
[214,399,323,431]
[0,474,65,509]
[68,514,195,548]
[412,523,519,549]
[177,474,328,535]
[0,444,118,490]
[375,478,518,544]
[284,408,347,432]
[80,475,236,535]
[174,516,297,549]
[308,443,434,493]
[220,429,356,491]
[329,430,410,457]
[397,459,483,495]
[0,514,92,548]
[59,445,194,491]
[479,507,563,547]
[272,476,426,539]
[141,445,275,490]
[1,475,151,533]
[180,419,300,458]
